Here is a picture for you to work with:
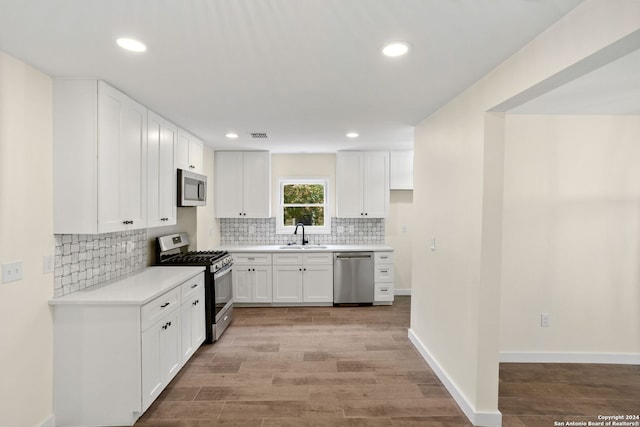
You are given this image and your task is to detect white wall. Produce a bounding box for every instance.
[0,51,55,427]
[501,114,640,359]
[409,1,640,425]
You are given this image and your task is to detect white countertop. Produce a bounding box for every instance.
[49,266,205,306]
[215,244,394,253]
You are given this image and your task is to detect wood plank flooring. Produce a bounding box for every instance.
[135,296,640,426]
[500,362,640,427]
[135,297,472,426]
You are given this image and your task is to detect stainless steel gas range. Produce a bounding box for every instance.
[156,233,233,342]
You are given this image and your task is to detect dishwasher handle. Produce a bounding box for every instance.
[335,254,372,260]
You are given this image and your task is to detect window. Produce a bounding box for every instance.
[276,178,331,234]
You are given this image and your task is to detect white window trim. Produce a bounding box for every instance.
[276,177,331,235]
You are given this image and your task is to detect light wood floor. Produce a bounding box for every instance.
[136,297,639,426]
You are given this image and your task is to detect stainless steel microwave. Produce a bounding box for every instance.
[178,169,207,207]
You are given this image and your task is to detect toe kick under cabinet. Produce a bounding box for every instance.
[50,267,205,427]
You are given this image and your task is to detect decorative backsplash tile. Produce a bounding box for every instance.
[220,217,384,245]
[53,230,147,297]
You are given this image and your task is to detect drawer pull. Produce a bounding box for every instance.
[162,321,172,330]
[380,269,389,273]
[248,257,255,261]
[160,302,170,308]
[190,283,198,289]
[192,299,199,306]
[381,288,388,292]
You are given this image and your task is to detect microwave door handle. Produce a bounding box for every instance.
[198,182,206,200]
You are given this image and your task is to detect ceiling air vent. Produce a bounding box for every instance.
[250,132,268,139]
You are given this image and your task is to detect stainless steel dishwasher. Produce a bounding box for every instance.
[333,252,374,304]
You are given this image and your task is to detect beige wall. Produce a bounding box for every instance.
[271,153,337,218]
[197,146,220,250]
[385,191,413,292]
[0,52,55,427]
[410,0,640,423]
[501,114,640,355]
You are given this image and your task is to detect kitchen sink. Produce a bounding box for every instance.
[278,245,328,250]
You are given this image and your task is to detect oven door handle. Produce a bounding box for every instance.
[214,266,232,280]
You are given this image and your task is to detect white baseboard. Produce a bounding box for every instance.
[394,288,411,296]
[500,351,640,365]
[38,414,55,427]
[408,329,502,427]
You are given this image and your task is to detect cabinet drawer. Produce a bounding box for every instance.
[181,274,204,300]
[375,283,394,301]
[232,253,272,265]
[375,265,394,282]
[141,287,180,331]
[273,253,304,265]
[302,253,332,265]
[375,252,394,264]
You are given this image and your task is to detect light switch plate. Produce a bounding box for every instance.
[2,261,23,283]
[43,255,55,274]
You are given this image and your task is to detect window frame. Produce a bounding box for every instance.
[276,177,331,235]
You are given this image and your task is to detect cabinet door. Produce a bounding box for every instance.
[176,129,190,172]
[120,98,147,229]
[214,151,244,218]
[336,152,363,218]
[303,265,333,303]
[160,309,182,383]
[147,112,177,227]
[97,83,125,232]
[362,152,389,218]
[177,129,203,173]
[141,309,180,411]
[272,266,303,303]
[97,82,147,232]
[189,137,203,173]
[243,152,271,218]
[233,268,252,303]
[252,266,273,302]
[181,287,205,363]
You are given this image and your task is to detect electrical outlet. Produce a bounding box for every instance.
[2,261,23,283]
[43,255,55,274]
[337,226,345,234]
[249,225,256,234]
[348,225,355,233]
[430,237,436,251]
[540,313,551,327]
[401,224,408,233]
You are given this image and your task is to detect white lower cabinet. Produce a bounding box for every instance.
[374,251,394,304]
[273,253,333,303]
[232,253,273,303]
[52,270,205,427]
[141,306,181,411]
[180,275,206,362]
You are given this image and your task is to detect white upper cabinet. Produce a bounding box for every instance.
[176,129,203,174]
[147,111,177,227]
[53,79,147,234]
[214,151,271,218]
[390,151,414,190]
[336,151,389,218]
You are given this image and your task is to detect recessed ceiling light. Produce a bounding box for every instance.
[346,132,359,138]
[382,41,411,57]
[225,132,239,139]
[116,37,147,52]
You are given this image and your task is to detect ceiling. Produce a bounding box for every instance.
[0,0,585,152]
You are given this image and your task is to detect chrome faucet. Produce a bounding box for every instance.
[294,222,308,245]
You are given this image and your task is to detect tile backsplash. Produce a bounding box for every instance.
[220,217,384,245]
[54,230,147,297]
